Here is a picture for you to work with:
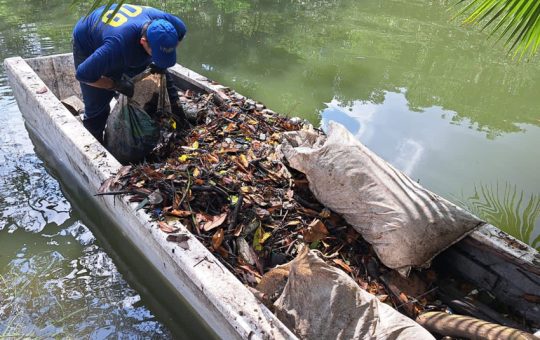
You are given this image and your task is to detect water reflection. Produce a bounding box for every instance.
[173,0,540,137]
[1,0,539,335]
[320,90,540,245]
[0,93,171,337]
[0,241,169,338]
[0,3,171,336]
[455,183,540,250]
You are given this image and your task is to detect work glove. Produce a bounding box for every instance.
[170,99,191,130]
[149,63,166,74]
[112,75,134,98]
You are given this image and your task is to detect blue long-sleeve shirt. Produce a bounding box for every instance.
[73,4,186,83]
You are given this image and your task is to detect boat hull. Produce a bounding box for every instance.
[5,53,540,333]
[4,53,296,340]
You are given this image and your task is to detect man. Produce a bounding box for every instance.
[72,4,188,142]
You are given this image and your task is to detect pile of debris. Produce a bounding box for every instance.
[98,88,537,338]
[100,89,427,310]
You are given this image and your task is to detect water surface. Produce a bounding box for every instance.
[1,0,539,337]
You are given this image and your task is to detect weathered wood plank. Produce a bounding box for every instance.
[436,224,540,325]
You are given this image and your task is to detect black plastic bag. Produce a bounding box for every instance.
[104,95,160,164]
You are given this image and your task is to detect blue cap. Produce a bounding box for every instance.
[147,19,179,69]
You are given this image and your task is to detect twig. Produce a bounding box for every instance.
[94,190,133,196]
[228,193,243,232]
[396,287,439,309]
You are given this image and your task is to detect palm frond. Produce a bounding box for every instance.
[456,0,540,60]
[77,0,127,20]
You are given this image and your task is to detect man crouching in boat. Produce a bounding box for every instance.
[72,4,189,142]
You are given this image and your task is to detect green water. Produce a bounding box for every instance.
[1,0,539,337]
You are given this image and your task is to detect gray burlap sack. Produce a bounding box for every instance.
[279,121,484,275]
[273,249,434,339]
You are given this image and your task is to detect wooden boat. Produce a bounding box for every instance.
[4,53,540,338]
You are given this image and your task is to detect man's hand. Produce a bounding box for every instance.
[149,63,166,74]
[170,99,191,129]
[113,75,134,98]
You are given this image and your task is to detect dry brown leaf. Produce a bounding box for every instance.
[399,292,409,304]
[233,223,244,237]
[218,148,240,154]
[158,221,178,233]
[167,209,192,217]
[284,220,302,227]
[166,234,190,250]
[212,228,225,249]
[239,154,249,168]
[224,122,237,132]
[206,154,219,163]
[303,219,329,243]
[173,194,181,209]
[196,213,211,224]
[98,165,131,193]
[523,293,540,303]
[202,212,228,231]
[216,246,229,258]
[333,258,352,273]
[319,208,331,219]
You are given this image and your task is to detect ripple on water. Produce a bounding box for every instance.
[0,66,171,337]
[0,244,170,338]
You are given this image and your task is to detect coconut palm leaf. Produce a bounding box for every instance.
[456,0,540,59]
[77,0,127,21]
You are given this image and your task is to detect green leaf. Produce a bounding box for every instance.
[84,0,127,20]
[456,0,540,59]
